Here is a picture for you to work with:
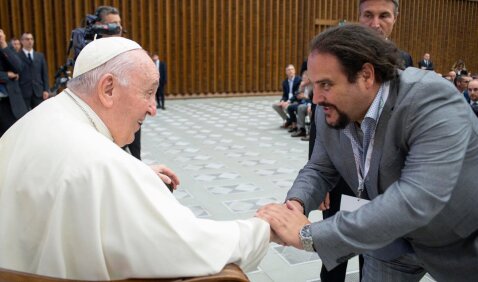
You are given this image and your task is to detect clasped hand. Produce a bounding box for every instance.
[256,200,311,250]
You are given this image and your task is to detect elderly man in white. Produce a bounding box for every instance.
[0,37,271,280]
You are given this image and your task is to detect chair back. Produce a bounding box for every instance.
[0,264,249,282]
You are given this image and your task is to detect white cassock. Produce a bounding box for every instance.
[0,89,270,280]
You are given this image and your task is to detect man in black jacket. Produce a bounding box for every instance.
[0,28,28,137]
[18,33,50,110]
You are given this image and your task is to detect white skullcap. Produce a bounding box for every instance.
[73,37,142,78]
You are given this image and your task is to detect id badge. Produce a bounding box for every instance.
[340,194,370,212]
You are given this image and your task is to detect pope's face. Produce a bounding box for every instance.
[112,52,158,146]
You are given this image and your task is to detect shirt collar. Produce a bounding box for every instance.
[22,49,33,56]
[343,81,390,136]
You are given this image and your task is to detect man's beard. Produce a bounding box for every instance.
[320,103,350,130]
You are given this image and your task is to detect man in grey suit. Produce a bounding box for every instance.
[18,33,50,110]
[257,24,478,281]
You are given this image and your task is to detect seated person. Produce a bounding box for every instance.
[0,37,271,280]
[272,64,301,128]
[288,71,312,137]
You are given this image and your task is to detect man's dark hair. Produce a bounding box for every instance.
[95,6,120,22]
[309,24,401,83]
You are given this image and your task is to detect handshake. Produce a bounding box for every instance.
[256,200,313,251]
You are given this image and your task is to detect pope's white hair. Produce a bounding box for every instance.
[67,49,146,94]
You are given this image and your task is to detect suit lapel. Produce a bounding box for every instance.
[365,76,399,199]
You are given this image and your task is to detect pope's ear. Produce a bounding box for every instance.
[97,74,115,108]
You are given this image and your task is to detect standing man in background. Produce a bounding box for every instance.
[0,29,27,137]
[18,33,50,110]
[9,38,21,52]
[152,54,167,110]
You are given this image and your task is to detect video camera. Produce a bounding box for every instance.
[50,13,122,94]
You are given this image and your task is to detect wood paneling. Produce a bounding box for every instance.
[1,0,477,97]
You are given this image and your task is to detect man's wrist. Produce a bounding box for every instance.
[287,198,305,209]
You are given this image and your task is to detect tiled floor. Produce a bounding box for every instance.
[141,96,436,282]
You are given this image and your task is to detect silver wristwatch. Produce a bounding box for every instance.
[299,224,315,252]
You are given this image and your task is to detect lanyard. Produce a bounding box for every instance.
[348,82,389,198]
[351,125,376,199]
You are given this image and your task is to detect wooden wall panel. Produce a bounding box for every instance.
[1,0,478,97]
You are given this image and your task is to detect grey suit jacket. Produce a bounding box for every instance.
[286,68,478,281]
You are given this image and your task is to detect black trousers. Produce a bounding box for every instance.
[0,97,17,138]
[156,86,165,108]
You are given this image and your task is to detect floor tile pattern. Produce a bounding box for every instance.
[141,96,435,282]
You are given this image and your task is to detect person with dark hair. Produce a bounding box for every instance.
[314,1,411,281]
[0,28,28,137]
[359,0,413,68]
[9,38,21,52]
[257,24,478,281]
[468,79,478,117]
[18,33,50,110]
[455,74,472,103]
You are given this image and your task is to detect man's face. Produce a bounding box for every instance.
[424,53,430,60]
[101,14,122,36]
[112,52,158,146]
[12,39,21,52]
[20,34,34,50]
[460,76,472,91]
[286,65,296,79]
[359,0,397,39]
[468,80,478,102]
[448,71,457,81]
[308,52,371,129]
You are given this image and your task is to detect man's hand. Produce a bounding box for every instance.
[42,91,50,100]
[318,192,330,211]
[149,164,180,190]
[7,72,18,80]
[256,200,311,249]
[280,101,290,110]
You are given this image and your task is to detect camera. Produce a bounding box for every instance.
[50,13,122,94]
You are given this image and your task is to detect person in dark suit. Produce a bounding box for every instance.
[18,33,50,110]
[258,24,478,282]
[272,64,301,128]
[152,54,167,110]
[467,79,478,117]
[417,53,434,71]
[9,38,21,53]
[0,29,28,137]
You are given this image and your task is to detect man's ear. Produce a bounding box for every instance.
[97,73,115,108]
[361,63,375,88]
